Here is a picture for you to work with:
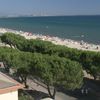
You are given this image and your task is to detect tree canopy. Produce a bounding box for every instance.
[1,33,100,79]
[0,32,100,98]
[0,47,83,98]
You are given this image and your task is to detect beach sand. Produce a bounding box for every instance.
[0,28,100,52]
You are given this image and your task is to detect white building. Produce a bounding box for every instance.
[0,72,23,100]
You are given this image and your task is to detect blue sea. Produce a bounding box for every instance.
[0,16,100,44]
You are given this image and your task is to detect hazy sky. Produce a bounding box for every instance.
[0,0,100,16]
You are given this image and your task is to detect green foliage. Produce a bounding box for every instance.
[80,52,93,70]
[27,39,54,53]
[0,47,83,90]
[92,53,100,66]
[90,65,100,79]
[0,33,100,79]
[0,35,84,99]
[29,54,83,98]
[30,54,83,90]
[0,32,27,50]
[19,90,34,100]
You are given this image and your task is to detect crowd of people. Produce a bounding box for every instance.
[0,28,100,52]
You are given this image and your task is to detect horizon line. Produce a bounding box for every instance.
[0,14,100,18]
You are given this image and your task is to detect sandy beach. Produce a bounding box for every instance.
[0,28,100,52]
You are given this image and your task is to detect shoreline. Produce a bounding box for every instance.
[0,27,100,52]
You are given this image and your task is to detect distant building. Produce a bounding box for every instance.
[0,72,23,100]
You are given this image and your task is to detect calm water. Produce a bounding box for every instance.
[0,16,100,44]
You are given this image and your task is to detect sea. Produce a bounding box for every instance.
[0,15,100,44]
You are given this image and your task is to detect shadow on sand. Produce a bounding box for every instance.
[57,78,100,100]
[20,89,49,100]
[19,78,100,100]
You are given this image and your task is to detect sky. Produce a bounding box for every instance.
[0,0,100,16]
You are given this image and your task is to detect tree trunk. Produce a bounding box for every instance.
[47,84,56,99]
[20,76,26,85]
[93,75,97,80]
[24,77,28,88]
[52,88,56,99]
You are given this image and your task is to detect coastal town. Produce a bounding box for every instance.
[0,0,100,100]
